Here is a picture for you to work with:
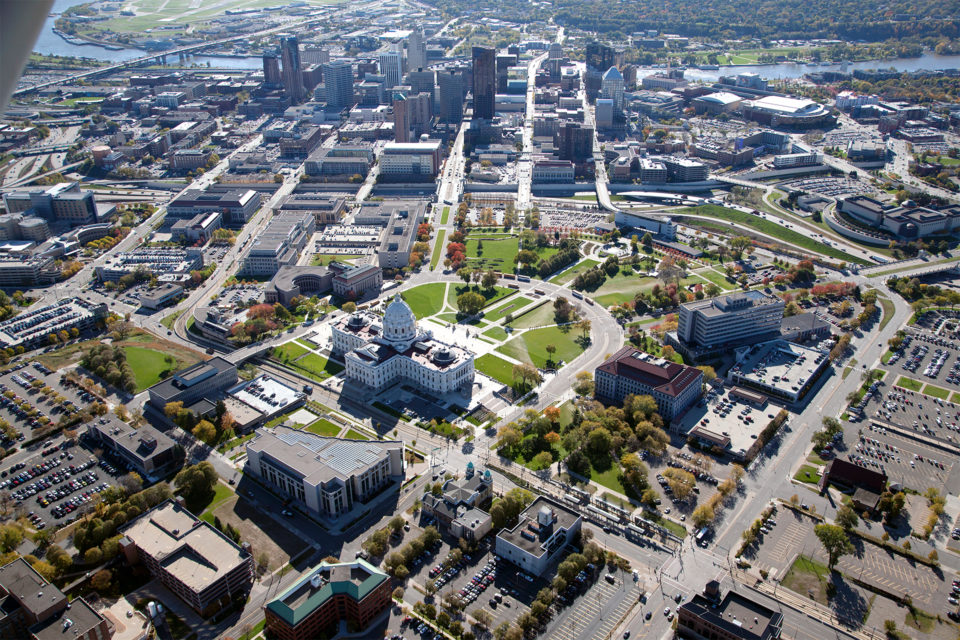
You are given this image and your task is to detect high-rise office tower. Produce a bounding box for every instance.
[557,123,594,161]
[379,49,403,89]
[393,92,432,142]
[585,42,615,72]
[496,53,516,93]
[548,42,563,60]
[322,60,354,110]
[280,36,306,103]
[601,66,625,114]
[262,53,281,85]
[301,47,329,65]
[437,70,464,124]
[405,69,435,96]
[471,46,495,120]
[406,27,426,73]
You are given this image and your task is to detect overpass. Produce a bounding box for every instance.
[10,144,72,157]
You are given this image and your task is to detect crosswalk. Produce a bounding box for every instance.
[548,580,638,640]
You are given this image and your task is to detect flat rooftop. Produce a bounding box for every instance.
[682,588,782,640]
[247,426,401,485]
[121,500,249,594]
[29,597,105,640]
[497,496,580,558]
[730,339,827,394]
[227,374,302,416]
[683,290,781,319]
[677,387,773,459]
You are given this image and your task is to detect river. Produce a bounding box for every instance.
[34,0,960,76]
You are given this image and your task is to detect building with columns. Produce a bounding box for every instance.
[333,296,474,394]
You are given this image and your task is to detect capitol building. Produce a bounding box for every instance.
[331,295,475,394]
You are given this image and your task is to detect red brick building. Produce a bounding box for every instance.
[265,560,391,640]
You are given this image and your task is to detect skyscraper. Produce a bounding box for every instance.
[601,66,625,114]
[379,49,403,89]
[437,70,464,124]
[323,60,354,110]
[280,36,305,103]
[406,27,426,73]
[557,123,594,162]
[471,46,495,120]
[393,92,431,142]
[262,53,281,86]
[585,42,615,72]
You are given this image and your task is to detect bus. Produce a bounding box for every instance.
[696,527,711,546]
[571,291,583,300]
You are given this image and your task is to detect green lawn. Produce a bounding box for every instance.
[440,206,450,225]
[589,460,626,494]
[550,259,600,285]
[447,284,515,310]
[403,283,447,319]
[475,353,517,386]
[952,392,960,404]
[344,428,369,441]
[590,272,660,307]
[199,482,235,524]
[781,555,831,605]
[678,205,868,265]
[896,376,923,392]
[696,267,736,291]
[482,326,510,341]
[507,302,554,329]
[484,296,533,322]
[289,353,344,380]
[923,383,950,399]
[464,235,520,271]
[497,325,587,368]
[306,419,341,437]
[311,254,360,266]
[123,346,178,392]
[793,464,821,484]
[430,230,446,270]
[878,297,896,332]
[160,309,185,330]
[272,342,310,364]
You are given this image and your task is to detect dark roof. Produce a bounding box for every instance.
[0,557,66,618]
[821,458,887,493]
[148,357,235,401]
[780,312,830,334]
[596,346,702,398]
[679,589,782,640]
[29,597,105,640]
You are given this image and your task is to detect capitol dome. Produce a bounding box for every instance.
[382,295,418,346]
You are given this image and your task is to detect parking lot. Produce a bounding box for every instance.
[751,508,956,614]
[544,567,640,640]
[0,360,91,450]
[0,433,124,530]
[841,418,959,492]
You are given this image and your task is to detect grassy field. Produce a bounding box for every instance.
[121,346,177,392]
[199,482,235,525]
[897,376,924,392]
[311,254,360,266]
[589,460,626,495]
[678,205,867,264]
[272,342,310,365]
[507,302,554,329]
[483,326,510,341]
[440,206,450,225]
[306,419,341,437]
[430,230,446,270]
[38,329,202,376]
[549,259,600,285]
[484,296,533,322]
[343,428,369,441]
[463,236,560,274]
[697,267,736,290]
[289,353,343,380]
[923,383,950,399]
[403,283,447,319]
[475,353,517,386]
[447,284,515,310]
[793,464,822,484]
[590,272,660,307]
[781,555,831,605]
[497,325,586,368]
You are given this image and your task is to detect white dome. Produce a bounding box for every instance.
[382,295,417,345]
